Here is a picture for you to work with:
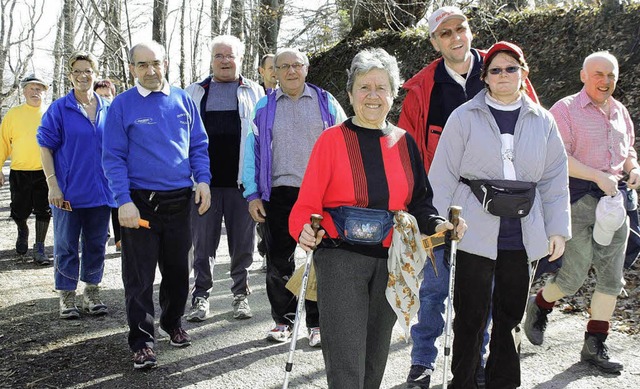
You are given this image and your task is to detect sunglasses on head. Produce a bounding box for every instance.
[488,66,521,75]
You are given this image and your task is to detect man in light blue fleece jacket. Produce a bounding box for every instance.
[242,47,346,347]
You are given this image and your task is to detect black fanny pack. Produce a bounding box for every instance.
[460,177,536,218]
[326,206,395,245]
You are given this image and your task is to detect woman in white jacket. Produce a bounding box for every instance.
[429,41,571,388]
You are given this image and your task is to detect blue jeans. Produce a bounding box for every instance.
[52,206,111,290]
[410,247,491,369]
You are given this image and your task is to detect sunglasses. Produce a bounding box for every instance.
[488,66,521,75]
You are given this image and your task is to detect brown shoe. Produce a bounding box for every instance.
[159,327,191,347]
[133,347,157,369]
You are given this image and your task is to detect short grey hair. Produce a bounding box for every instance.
[128,41,166,64]
[583,51,619,74]
[346,48,402,98]
[274,48,309,67]
[210,35,245,59]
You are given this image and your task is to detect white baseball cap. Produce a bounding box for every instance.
[593,191,626,246]
[428,6,467,35]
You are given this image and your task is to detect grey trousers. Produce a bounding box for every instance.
[553,194,628,296]
[191,187,256,301]
[314,247,397,389]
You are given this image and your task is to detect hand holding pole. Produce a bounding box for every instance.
[309,214,323,249]
[448,206,462,241]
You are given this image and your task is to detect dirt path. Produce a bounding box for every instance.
[0,160,639,389]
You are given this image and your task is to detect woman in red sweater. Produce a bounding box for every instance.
[289,48,466,389]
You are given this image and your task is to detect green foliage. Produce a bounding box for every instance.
[307,4,640,130]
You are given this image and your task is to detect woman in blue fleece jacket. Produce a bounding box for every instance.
[37,51,115,320]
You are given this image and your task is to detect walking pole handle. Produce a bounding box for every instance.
[310,214,323,249]
[448,206,462,241]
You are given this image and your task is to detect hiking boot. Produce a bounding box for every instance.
[308,327,321,347]
[16,224,29,256]
[232,294,253,319]
[266,324,291,342]
[580,332,623,374]
[159,326,191,347]
[32,242,52,265]
[82,284,108,315]
[59,290,80,319]
[524,295,551,346]
[406,364,432,389]
[133,347,157,370]
[185,296,210,322]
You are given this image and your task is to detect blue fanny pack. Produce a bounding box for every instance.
[326,206,395,245]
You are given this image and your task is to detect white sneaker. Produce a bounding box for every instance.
[186,296,210,322]
[266,324,292,342]
[308,327,321,347]
[59,290,80,319]
[82,284,108,316]
[232,294,253,319]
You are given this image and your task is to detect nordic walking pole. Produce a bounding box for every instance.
[283,214,323,389]
[442,206,462,388]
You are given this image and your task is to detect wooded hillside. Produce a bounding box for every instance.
[307,4,640,131]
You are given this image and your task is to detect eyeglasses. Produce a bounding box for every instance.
[71,69,94,76]
[134,61,163,71]
[275,63,305,71]
[213,54,236,61]
[434,25,468,40]
[487,66,521,75]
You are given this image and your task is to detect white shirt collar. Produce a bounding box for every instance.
[485,92,523,111]
[135,80,171,97]
[444,54,475,88]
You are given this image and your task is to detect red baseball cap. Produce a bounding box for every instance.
[484,41,526,67]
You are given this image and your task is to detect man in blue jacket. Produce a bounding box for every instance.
[242,48,346,347]
[102,41,211,370]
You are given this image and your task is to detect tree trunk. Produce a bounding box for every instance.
[259,0,284,57]
[191,0,205,82]
[211,0,221,37]
[350,0,429,36]
[62,0,76,92]
[152,0,168,45]
[103,0,127,89]
[230,0,244,39]
[51,9,64,99]
[179,0,186,88]
[0,0,18,105]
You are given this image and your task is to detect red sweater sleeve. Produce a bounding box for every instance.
[289,126,345,242]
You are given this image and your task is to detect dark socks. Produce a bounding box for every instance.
[536,289,555,310]
[35,218,50,243]
[16,218,28,232]
[587,319,609,335]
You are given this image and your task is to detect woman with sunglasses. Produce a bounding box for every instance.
[429,41,571,388]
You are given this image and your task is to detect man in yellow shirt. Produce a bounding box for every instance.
[0,73,52,264]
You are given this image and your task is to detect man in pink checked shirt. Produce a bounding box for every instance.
[524,51,638,375]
